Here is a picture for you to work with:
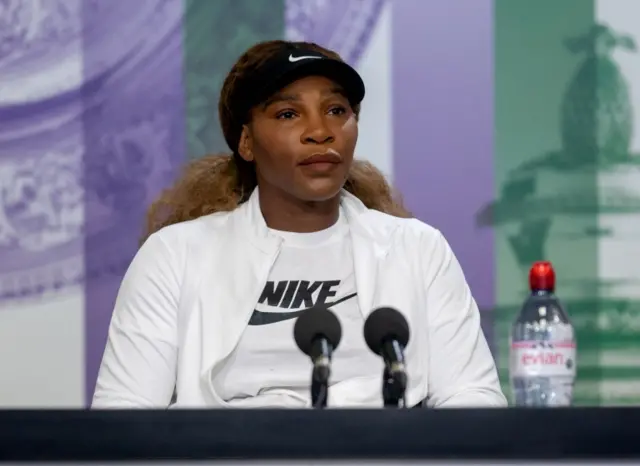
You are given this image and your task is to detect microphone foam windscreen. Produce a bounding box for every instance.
[363,307,410,355]
[293,307,342,356]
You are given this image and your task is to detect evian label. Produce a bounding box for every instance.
[510,341,577,378]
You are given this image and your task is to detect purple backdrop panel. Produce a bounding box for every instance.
[392,0,495,341]
[82,0,186,402]
[0,2,85,303]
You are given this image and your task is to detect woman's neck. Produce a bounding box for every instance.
[258,185,341,233]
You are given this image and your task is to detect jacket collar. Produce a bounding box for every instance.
[231,187,399,253]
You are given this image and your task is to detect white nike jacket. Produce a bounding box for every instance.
[92,188,507,409]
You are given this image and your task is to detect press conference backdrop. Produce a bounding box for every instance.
[1,0,640,408]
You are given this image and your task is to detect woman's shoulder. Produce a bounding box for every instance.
[363,210,464,283]
[361,208,443,243]
[145,210,235,255]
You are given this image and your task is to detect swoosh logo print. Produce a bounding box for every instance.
[288,54,323,63]
[248,293,357,326]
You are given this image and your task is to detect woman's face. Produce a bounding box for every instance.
[239,75,358,203]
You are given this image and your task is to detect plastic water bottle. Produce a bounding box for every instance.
[509,261,577,407]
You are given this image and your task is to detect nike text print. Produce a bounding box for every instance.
[249,280,357,325]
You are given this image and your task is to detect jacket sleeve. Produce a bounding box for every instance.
[91,231,182,408]
[423,229,507,408]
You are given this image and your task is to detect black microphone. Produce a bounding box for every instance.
[363,306,410,408]
[294,307,342,408]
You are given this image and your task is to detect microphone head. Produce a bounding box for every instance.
[293,307,342,356]
[363,306,410,355]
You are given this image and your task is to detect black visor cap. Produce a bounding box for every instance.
[235,47,366,121]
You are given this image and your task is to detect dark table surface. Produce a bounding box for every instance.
[0,408,637,461]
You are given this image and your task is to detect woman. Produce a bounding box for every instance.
[92,40,507,409]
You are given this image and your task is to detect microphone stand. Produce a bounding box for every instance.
[310,338,332,409]
[311,367,329,409]
[380,339,408,408]
[382,366,407,408]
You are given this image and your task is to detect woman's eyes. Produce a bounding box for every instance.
[275,106,347,120]
[276,110,296,120]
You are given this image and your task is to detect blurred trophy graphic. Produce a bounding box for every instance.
[477,25,640,406]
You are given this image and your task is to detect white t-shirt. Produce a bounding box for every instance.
[214,210,383,407]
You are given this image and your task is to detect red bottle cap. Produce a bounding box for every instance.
[529,261,555,291]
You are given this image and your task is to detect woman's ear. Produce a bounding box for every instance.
[237,125,254,162]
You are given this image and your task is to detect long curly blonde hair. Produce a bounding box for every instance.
[143,40,410,242]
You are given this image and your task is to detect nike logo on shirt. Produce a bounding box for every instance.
[248,279,357,326]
